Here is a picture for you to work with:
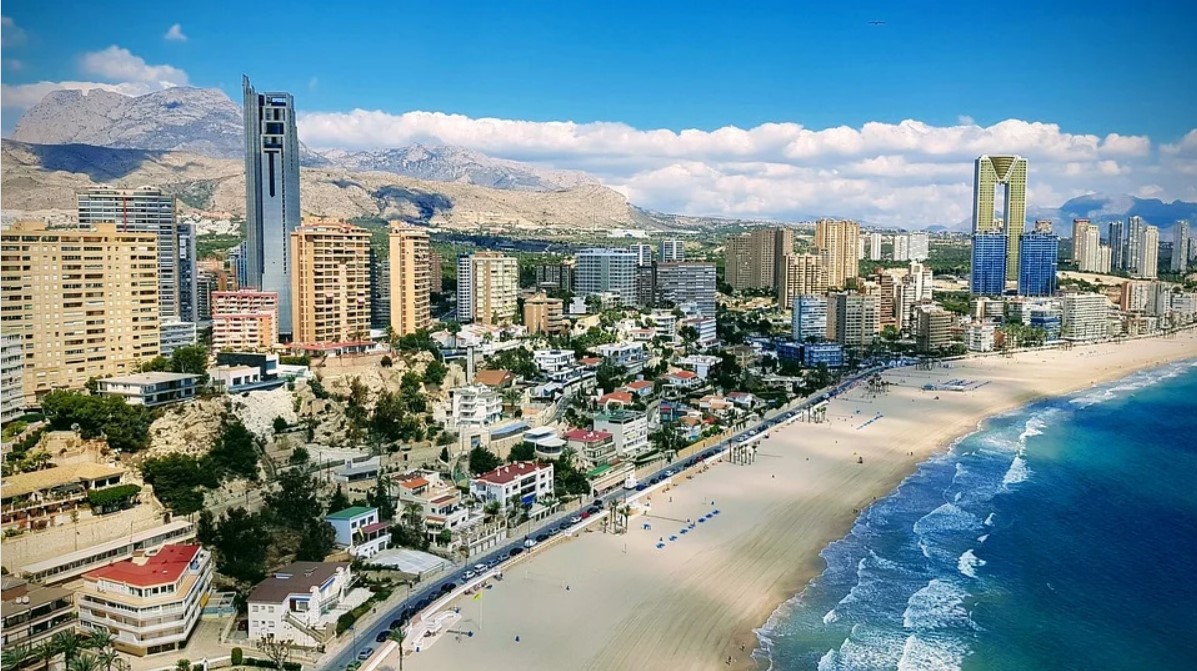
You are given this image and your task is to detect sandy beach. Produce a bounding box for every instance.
[391,333,1197,671]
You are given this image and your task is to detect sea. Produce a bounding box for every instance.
[755,359,1197,671]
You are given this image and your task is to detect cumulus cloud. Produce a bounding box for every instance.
[164,23,188,42]
[297,108,1190,225]
[1,16,26,49]
[79,46,188,86]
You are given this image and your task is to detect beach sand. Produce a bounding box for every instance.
[392,333,1197,671]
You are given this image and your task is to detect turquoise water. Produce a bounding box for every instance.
[757,360,1197,671]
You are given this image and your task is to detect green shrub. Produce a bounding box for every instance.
[231,648,243,666]
[87,484,142,512]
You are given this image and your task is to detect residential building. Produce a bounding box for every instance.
[635,264,656,308]
[632,243,653,266]
[1170,220,1190,273]
[535,263,573,293]
[158,320,197,357]
[682,315,718,349]
[869,232,882,261]
[457,252,519,324]
[575,249,637,305]
[1073,220,1104,272]
[778,254,827,306]
[893,234,910,262]
[96,372,201,408]
[76,544,212,656]
[388,224,431,335]
[827,293,878,348]
[967,321,998,352]
[1018,232,1058,297]
[593,410,649,456]
[243,77,301,339]
[524,293,566,335]
[369,247,390,329]
[660,239,684,262]
[522,427,566,460]
[1,334,24,422]
[16,520,196,586]
[1,462,126,534]
[1072,218,1090,263]
[972,155,1028,281]
[470,462,554,509]
[663,369,702,389]
[290,221,371,345]
[1030,307,1063,341]
[814,219,860,288]
[428,247,444,295]
[176,221,199,322]
[1061,293,1110,341]
[1108,220,1126,271]
[655,262,717,318]
[676,354,721,379]
[77,186,182,319]
[325,506,390,559]
[595,342,647,373]
[247,562,352,647]
[565,429,616,467]
[898,262,934,331]
[451,385,503,428]
[1,221,159,405]
[792,295,829,342]
[723,228,791,291]
[802,342,845,368]
[1,577,75,649]
[533,349,576,373]
[971,232,1008,295]
[212,290,278,351]
[1129,221,1160,279]
[914,305,955,353]
[907,232,929,261]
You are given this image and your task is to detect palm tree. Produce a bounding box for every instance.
[51,631,82,670]
[94,648,119,671]
[33,643,55,671]
[387,628,406,671]
[84,631,115,653]
[1,643,33,671]
[174,660,191,671]
[67,653,99,671]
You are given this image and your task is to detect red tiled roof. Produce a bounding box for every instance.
[564,429,613,443]
[359,521,390,534]
[579,357,602,365]
[474,369,513,387]
[395,476,429,489]
[626,380,654,390]
[599,391,633,404]
[667,370,698,380]
[474,461,550,485]
[86,544,200,587]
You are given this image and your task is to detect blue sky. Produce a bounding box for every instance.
[2,0,1196,224]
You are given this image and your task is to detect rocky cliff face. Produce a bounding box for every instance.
[322,144,599,191]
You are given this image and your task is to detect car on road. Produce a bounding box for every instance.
[375,630,390,643]
[356,649,374,661]
[665,469,676,477]
[463,570,476,580]
[580,511,591,519]
[569,515,582,524]
[535,533,548,542]
[587,506,600,514]
[509,547,524,556]
[473,563,487,573]
[390,619,404,629]
[636,484,647,491]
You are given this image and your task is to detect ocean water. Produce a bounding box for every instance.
[756,360,1197,671]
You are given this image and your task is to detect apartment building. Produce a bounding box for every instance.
[827,293,879,348]
[523,293,566,335]
[574,249,637,305]
[814,219,861,288]
[212,290,279,351]
[247,562,352,648]
[158,320,197,357]
[778,254,828,306]
[724,228,792,291]
[1,462,125,535]
[1061,293,1111,341]
[654,262,717,318]
[325,506,390,559]
[593,409,649,456]
[914,305,955,353]
[469,462,554,509]
[388,224,431,335]
[394,471,475,543]
[290,221,371,346]
[96,372,201,408]
[1,577,75,649]
[1,333,23,422]
[451,385,503,428]
[1,221,160,405]
[564,429,616,467]
[457,252,519,324]
[76,544,212,656]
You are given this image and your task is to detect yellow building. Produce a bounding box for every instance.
[212,290,278,351]
[778,253,828,306]
[458,252,519,325]
[814,218,861,289]
[524,292,565,335]
[1,221,159,404]
[723,228,792,291]
[388,223,431,335]
[289,221,372,345]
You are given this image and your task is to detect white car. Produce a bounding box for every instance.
[463,570,476,580]
[569,515,582,524]
[524,539,537,548]
[473,563,488,573]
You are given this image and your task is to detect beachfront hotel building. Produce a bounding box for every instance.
[1061,293,1111,341]
[827,293,879,348]
[914,305,955,353]
[791,295,829,343]
[1,221,160,405]
[575,249,638,305]
[971,232,1008,296]
[243,76,301,339]
[814,219,860,289]
[972,155,1028,281]
[76,544,212,656]
[247,562,352,648]
[387,223,431,335]
[213,290,279,351]
[290,221,372,346]
[457,252,519,324]
[1018,232,1059,297]
[524,292,566,335]
[470,461,555,509]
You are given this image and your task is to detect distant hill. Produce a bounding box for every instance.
[1052,194,1197,231]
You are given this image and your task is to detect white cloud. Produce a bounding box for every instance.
[164,23,188,42]
[957,115,976,126]
[296,108,1190,225]
[80,45,188,85]
[1,16,26,49]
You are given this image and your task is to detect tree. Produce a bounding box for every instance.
[197,509,217,545]
[33,643,55,671]
[208,417,260,481]
[327,485,351,514]
[296,520,337,561]
[595,362,624,394]
[266,468,322,531]
[468,446,501,475]
[41,391,153,453]
[507,443,535,463]
[173,660,190,671]
[288,446,309,465]
[83,630,114,652]
[211,507,268,584]
[140,453,217,514]
[388,628,407,671]
[170,345,209,380]
[423,360,447,386]
[272,416,289,433]
[67,655,99,671]
[367,476,396,521]
[256,637,293,670]
[139,356,171,373]
[51,631,82,670]
[94,649,118,671]
[435,528,452,546]
[2,643,33,671]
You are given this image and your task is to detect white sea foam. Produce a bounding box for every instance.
[957,549,986,579]
[1001,454,1031,488]
[903,579,974,630]
[816,649,839,671]
[831,629,908,670]
[822,608,839,624]
[913,503,981,536]
[1069,363,1191,408]
[976,533,989,543]
[984,513,996,526]
[895,634,967,671]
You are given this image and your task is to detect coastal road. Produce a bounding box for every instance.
[320,365,891,671]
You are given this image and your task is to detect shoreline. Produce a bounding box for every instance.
[398,333,1197,671]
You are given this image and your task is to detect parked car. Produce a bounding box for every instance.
[375,631,390,643]
[524,539,537,548]
[473,563,488,573]
[580,511,591,519]
[356,649,374,661]
[390,619,403,629]
[509,547,524,556]
[587,506,600,514]
[535,533,549,542]
[463,570,476,580]
[569,515,582,524]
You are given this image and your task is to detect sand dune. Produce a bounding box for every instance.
[390,333,1197,671]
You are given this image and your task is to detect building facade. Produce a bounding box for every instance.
[388,224,431,335]
[158,320,197,357]
[1061,293,1110,341]
[791,295,828,342]
[290,221,371,345]
[325,506,390,559]
[469,462,554,509]
[523,293,566,335]
[659,239,684,262]
[1018,232,1058,297]
[247,562,352,648]
[827,293,879,348]
[457,252,519,324]
[593,409,649,456]
[1,333,24,422]
[778,254,828,306]
[972,155,1028,281]
[96,372,200,408]
[575,249,637,305]
[1,222,160,405]
[1171,220,1190,273]
[814,219,861,289]
[654,262,717,318]
[971,232,1008,295]
[369,247,391,329]
[212,290,278,351]
[914,305,955,353]
[1,578,75,649]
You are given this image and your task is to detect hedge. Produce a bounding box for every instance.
[87,484,142,510]
[241,657,301,671]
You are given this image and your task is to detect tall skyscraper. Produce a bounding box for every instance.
[243,76,301,340]
[908,232,929,261]
[778,254,827,306]
[773,227,794,290]
[898,261,934,331]
[970,232,1008,295]
[815,219,861,289]
[791,295,828,342]
[77,186,181,319]
[1073,221,1103,273]
[869,232,883,261]
[1018,232,1058,297]
[723,228,791,291]
[893,235,910,262]
[827,293,879,348]
[457,252,519,324]
[1,222,160,405]
[575,249,638,305]
[1171,220,1190,273]
[1071,218,1090,263]
[655,262,717,318]
[176,220,199,322]
[369,247,391,329]
[428,248,444,295]
[631,243,654,267]
[1126,216,1145,275]
[290,221,372,345]
[1130,223,1160,279]
[972,155,1028,281]
[1107,220,1126,271]
[388,224,431,335]
[659,239,684,262]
